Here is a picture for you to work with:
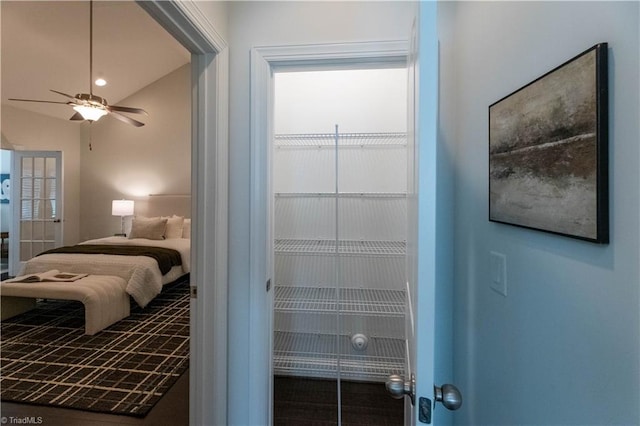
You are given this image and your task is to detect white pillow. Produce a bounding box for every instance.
[128,217,168,240]
[163,215,185,239]
[182,218,191,239]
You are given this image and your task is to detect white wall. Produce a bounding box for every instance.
[187,0,228,43]
[79,64,191,240]
[274,68,407,134]
[226,2,413,424]
[445,2,639,424]
[0,106,81,244]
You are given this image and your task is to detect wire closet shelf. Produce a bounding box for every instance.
[275,239,405,257]
[275,286,405,317]
[272,128,408,383]
[273,331,405,381]
[274,132,407,147]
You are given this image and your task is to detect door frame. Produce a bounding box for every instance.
[250,41,408,425]
[136,2,229,425]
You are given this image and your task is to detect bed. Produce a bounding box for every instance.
[13,215,191,308]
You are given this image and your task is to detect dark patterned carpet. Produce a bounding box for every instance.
[1,278,189,417]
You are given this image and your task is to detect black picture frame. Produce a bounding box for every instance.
[489,43,609,243]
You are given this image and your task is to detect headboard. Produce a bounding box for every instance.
[148,194,191,218]
[132,194,191,218]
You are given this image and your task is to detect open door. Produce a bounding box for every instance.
[9,151,63,276]
[385,3,462,425]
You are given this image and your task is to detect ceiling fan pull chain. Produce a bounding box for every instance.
[89,0,93,96]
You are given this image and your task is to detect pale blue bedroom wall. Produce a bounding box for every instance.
[446,2,639,425]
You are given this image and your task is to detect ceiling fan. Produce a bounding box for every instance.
[9,1,148,127]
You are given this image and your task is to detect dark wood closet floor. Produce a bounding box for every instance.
[2,373,403,425]
[0,369,189,426]
[275,376,404,426]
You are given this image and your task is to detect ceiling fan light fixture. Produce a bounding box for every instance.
[73,104,108,121]
[8,0,146,128]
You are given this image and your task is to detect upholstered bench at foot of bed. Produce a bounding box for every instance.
[0,275,130,335]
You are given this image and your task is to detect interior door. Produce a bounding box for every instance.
[404,11,420,426]
[390,3,461,425]
[10,151,63,276]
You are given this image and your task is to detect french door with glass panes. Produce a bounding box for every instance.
[10,151,63,276]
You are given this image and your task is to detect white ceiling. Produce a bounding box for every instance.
[1,1,190,121]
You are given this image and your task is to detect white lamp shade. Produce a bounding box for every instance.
[112,199,134,216]
[73,105,108,121]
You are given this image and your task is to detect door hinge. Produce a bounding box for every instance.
[266,279,271,292]
[190,286,197,298]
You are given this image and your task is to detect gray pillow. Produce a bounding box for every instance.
[128,217,168,240]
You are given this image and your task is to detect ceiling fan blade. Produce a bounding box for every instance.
[50,89,77,100]
[8,98,69,105]
[108,105,149,116]
[69,112,84,121]
[9,98,69,105]
[108,111,145,127]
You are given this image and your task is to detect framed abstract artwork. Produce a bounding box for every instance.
[489,43,609,243]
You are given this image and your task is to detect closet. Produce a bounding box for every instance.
[272,69,407,384]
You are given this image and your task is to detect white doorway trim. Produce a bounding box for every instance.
[249,40,407,425]
[136,2,228,425]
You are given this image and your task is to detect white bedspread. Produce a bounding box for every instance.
[19,237,191,308]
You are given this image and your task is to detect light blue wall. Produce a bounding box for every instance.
[446,2,639,425]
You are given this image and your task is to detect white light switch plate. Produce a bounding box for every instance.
[490,251,507,296]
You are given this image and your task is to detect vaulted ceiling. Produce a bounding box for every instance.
[1,1,190,122]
